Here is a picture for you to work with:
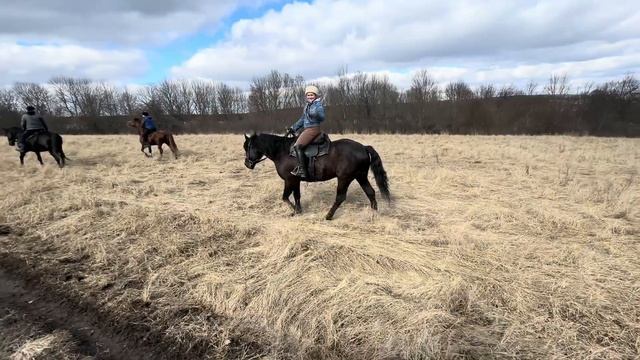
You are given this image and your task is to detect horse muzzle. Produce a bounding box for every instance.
[244,158,256,169]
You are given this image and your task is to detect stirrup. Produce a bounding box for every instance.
[290,166,306,178]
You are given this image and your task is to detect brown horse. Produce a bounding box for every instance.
[127,118,179,159]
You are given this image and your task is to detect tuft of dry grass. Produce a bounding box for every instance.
[1,134,639,359]
[0,309,82,360]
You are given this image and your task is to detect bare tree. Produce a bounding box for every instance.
[577,82,595,97]
[138,86,163,115]
[154,80,193,117]
[96,82,120,116]
[13,82,53,114]
[217,83,246,114]
[476,84,496,99]
[525,80,538,95]
[248,75,268,112]
[191,79,218,115]
[232,87,248,114]
[615,73,640,100]
[0,89,18,114]
[280,74,305,109]
[249,70,305,112]
[498,84,524,98]
[406,69,440,103]
[323,67,353,106]
[118,88,140,116]
[544,74,570,96]
[178,79,194,115]
[49,76,83,116]
[48,77,116,117]
[444,81,475,101]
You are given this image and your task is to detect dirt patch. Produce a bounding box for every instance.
[0,247,160,360]
[0,224,12,235]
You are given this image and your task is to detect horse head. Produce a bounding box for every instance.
[3,127,19,146]
[127,118,142,128]
[243,132,265,169]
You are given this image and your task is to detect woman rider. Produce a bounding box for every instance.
[287,85,325,178]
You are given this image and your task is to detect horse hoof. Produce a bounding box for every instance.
[325,214,333,220]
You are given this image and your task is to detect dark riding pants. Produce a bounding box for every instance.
[142,128,156,143]
[20,129,41,148]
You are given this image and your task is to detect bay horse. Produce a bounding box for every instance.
[127,118,179,159]
[3,127,68,168]
[243,133,391,220]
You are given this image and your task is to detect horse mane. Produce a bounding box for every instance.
[4,126,22,138]
[254,133,295,157]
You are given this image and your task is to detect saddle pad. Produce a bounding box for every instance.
[290,133,331,158]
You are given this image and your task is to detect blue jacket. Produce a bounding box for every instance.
[291,99,325,133]
[142,116,157,130]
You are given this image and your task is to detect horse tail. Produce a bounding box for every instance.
[168,134,179,157]
[365,145,391,203]
[51,133,66,167]
[56,134,70,161]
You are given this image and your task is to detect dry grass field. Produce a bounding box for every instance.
[0,134,638,359]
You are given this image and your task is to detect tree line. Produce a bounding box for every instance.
[0,70,638,136]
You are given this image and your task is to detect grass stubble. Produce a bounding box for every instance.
[0,134,638,359]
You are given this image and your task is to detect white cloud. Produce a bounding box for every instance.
[0,43,146,84]
[0,0,273,46]
[171,0,640,87]
[0,0,279,86]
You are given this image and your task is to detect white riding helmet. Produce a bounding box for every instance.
[304,85,319,96]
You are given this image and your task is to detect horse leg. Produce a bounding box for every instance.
[325,177,353,220]
[158,143,164,159]
[140,144,151,158]
[49,150,63,168]
[356,174,377,211]
[282,180,295,214]
[19,152,25,166]
[36,152,44,165]
[293,180,302,214]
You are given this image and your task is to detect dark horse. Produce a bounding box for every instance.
[2,127,67,168]
[243,133,391,220]
[127,118,179,159]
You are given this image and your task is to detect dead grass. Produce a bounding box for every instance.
[0,134,639,359]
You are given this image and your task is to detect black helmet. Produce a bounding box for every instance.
[26,106,35,111]
[141,111,149,116]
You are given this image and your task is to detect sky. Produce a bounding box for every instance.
[0,0,638,90]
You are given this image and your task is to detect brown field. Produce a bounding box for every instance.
[0,134,639,359]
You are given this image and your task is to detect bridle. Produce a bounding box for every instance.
[245,137,267,167]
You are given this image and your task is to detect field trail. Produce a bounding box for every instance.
[0,134,638,359]
[0,248,160,359]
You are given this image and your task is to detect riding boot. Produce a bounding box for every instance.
[291,145,309,179]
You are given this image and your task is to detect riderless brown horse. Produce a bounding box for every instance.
[243,132,391,220]
[127,118,179,159]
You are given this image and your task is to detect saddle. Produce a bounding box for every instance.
[289,133,331,180]
[25,130,47,143]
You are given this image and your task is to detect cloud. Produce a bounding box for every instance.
[0,43,146,85]
[0,0,280,86]
[0,0,271,45]
[171,0,640,86]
